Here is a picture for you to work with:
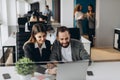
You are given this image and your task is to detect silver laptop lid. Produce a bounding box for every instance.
[56,60,88,80]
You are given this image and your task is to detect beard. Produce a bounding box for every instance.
[59,42,70,48]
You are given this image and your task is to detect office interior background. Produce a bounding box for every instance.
[0,0,120,63]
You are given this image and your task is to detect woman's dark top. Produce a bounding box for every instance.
[23,40,51,62]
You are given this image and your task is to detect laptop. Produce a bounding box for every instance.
[56,60,88,80]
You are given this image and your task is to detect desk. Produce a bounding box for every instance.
[0,66,54,80]
[0,61,120,80]
[87,61,120,80]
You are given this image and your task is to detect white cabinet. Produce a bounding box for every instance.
[81,37,91,55]
[114,28,120,50]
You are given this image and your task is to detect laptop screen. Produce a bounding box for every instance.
[56,60,88,80]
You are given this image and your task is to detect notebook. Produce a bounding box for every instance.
[56,60,88,80]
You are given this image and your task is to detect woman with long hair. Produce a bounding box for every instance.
[24,23,51,62]
[74,4,84,35]
[86,4,95,47]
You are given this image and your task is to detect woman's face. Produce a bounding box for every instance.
[88,6,92,11]
[34,32,46,44]
[79,6,82,11]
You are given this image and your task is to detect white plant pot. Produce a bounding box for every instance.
[19,74,32,80]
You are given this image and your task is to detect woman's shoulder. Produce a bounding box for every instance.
[45,40,51,45]
[74,11,79,15]
[24,42,34,48]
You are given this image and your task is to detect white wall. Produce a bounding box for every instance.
[1,0,9,45]
[0,0,17,45]
[27,0,46,14]
[17,0,26,16]
[0,0,2,23]
[25,2,30,14]
[7,0,17,25]
[60,0,74,27]
[39,0,46,13]
[95,0,120,47]
[7,0,17,35]
[46,0,52,11]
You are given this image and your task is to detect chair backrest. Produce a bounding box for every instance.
[39,12,42,15]
[16,32,31,61]
[68,28,81,40]
[18,17,28,32]
[18,17,28,25]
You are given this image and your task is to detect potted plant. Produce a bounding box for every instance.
[15,57,35,80]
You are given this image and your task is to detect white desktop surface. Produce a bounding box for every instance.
[0,61,120,80]
[87,61,120,80]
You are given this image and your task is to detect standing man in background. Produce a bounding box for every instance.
[44,5,53,24]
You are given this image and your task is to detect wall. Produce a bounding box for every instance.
[61,0,74,27]
[7,0,17,35]
[17,0,26,16]
[46,0,52,11]
[0,0,17,45]
[27,0,46,14]
[0,0,1,23]
[95,0,120,47]
[0,0,9,45]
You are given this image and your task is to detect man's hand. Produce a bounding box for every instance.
[47,61,58,69]
[47,67,57,75]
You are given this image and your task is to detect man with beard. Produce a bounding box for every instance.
[46,26,89,75]
[50,26,89,62]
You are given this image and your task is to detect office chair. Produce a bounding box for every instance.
[68,28,81,40]
[18,17,28,32]
[27,21,48,32]
[16,32,31,61]
[39,12,42,15]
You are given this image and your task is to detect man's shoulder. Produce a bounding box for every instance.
[70,39,83,46]
[71,39,81,43]
[53,40,59,45]
[52,40,60,48]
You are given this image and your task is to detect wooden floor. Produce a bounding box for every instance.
[82,35,120,61]
[91,47,120,61]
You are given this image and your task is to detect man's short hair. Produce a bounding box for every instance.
[46,5,49,8]
[56,26,70,36]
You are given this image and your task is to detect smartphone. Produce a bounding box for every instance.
[87,71,94,76]
[2,73,11,79]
